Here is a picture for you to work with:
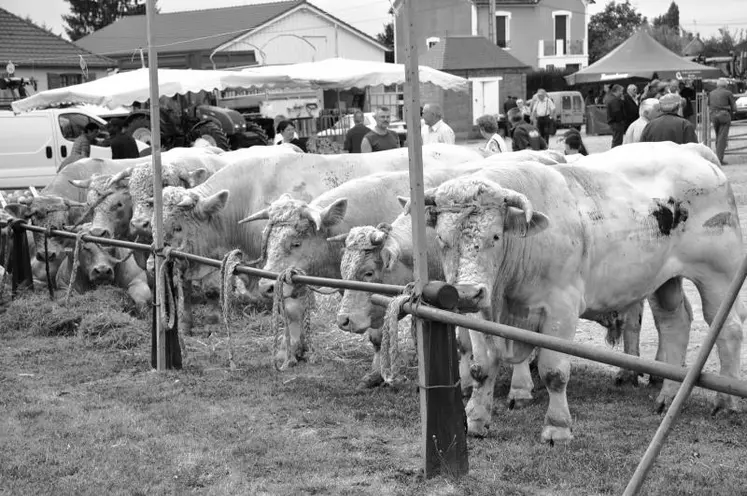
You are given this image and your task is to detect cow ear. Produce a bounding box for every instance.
[320,198,347,228]
[4,203,29,219]
[380,239,400,272]
[187,168,210,188]
[69,178,92,189]
[197,190,229,218]
[504,206,549,237]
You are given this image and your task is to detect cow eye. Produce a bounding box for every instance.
[173,225,182,233]
[290,241,302,248]
[493,234,500,241]
[363,271,375,279]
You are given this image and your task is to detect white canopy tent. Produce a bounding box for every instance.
[10,67,305,112]
[242,57,470,93]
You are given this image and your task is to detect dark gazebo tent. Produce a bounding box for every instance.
[565,29,723,85]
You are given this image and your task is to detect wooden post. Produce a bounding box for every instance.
[402,0,468,479]
[146,0,168,371]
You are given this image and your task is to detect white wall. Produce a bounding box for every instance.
[220,8,385,65]
[9,67,109,92]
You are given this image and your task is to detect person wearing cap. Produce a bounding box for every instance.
[708,77,737,164]
[623,98,661,145]
[108,118,140,159]
[507,107,547,151]
[639,93,698,145]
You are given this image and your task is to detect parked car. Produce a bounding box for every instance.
[546,91,585,132]
[735,94,747,120]
[0,108,147,189]
[316,112,408,145]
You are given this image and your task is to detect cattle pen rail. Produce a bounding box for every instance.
[3,219,747,494]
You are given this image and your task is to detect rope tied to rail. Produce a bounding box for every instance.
[271,267,315,371]
[70,190,112,230]
[380,281,420,385]
[65,230,86,303]
[156,246,187,360]
[219,249,242,370]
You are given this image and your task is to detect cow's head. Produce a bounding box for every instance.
[71,225,129,286]
[336,221,406,334]
[129,162,212,240]
[70,173,132,239]
[239,193,348,299]
[161,186,229,256]
[422,178,549,312]
[4,195,88,263]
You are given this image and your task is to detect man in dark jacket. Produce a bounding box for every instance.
[606,84,626,148]
[343,110,370,153]
[108,118,140,159]
[639,93,698,145]
[507,108,547,151]
[708,77,737,164]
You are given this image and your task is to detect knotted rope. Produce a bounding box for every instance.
[219,249,243,370]
[156,247,187,359]
[65,230,86,303]
[379,282,420,385]
[271,267,315,371]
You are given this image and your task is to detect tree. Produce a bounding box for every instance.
[701,27,747,56]
[376,22,394,50]
[62,0,156,41]
[652,1,680,35]
[588,1,646,63]
[650,25,691,55]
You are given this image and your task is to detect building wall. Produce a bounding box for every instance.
[394,0,472,63]
[9,66,110,92]
[223,8,385,65]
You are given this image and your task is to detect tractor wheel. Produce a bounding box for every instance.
[245,122,269,146]
[193,121,230,151]
[126,116,153,145]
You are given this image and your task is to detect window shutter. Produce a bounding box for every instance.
[47,73,61,89]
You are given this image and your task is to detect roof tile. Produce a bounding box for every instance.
[419,36,530,71]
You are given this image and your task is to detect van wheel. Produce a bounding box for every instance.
[126,117,152,145]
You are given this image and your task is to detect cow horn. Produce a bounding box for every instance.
[238,208,270,224]
[369,230,387,245]
[106,167,133,188]
[69,178,92,189]
[29,186,40,198]
[177,195,195,208]
[65,199,88,208]
[503,191,533,223]
[326,232,349,243]
[303,207,323,231]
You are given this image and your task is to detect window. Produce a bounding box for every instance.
[60,73,83,87]
[552,11,572,55]
[426,36,441,50]
[562,95,572,110]
[58,113,100,140]
[495,12,511,48]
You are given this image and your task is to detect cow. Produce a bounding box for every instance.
[415,141,745,442]
[159,144,484,361]
[244,149,564,371]
[55,223,151,312]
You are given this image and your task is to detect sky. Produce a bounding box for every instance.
[1,0,745,41]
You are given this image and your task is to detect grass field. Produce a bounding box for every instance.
[2,132,747,496]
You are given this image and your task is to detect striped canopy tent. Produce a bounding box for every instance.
[565,29,723,85]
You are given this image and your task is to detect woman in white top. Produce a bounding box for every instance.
[476,114,508,156]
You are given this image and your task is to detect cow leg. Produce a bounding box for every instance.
[648,277,693,413]
[694,274,745,414]
[614,301,644,387]
[538,291,581,444]
[508,354,535,409]
[464,331,500,438]
[456,326,474,399]
[357,327,384,390]
[277,296,306,370]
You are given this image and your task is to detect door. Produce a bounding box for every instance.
[554,15,567,55]
[0,112,57,189]
[471,78,501,124]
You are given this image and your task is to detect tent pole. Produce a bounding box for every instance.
[146,0,167,371]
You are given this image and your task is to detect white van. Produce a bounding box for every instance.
[0,108,122,189]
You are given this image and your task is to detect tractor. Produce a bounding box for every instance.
[122,90,269,151]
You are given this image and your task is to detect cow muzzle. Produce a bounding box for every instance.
[456,283,491,311]
[91,263,115,283]
[130,218,151,236]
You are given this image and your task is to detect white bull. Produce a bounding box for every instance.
[418,141,746,443]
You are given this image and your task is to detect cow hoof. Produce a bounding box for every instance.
[711,394,737,416]
[467,420,490,438]
[356,371,384,390]
[508,397,534,410]
[541,425,572,445]
[614,369,640,387]
[279,357,298,371]
[470,364,487,383]
[654,395,672,415]
[466,402,491,438]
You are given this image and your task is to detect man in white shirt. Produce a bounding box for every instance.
[421,103,455,145]
[623,98,660,145]
[530,88,556,144]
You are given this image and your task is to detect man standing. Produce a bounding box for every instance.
[360,106,400,153]
[343,110,370,154]
[59,122,99,171]
[421,103,455,145]
[606,84,626,148]
[639,93,698,145]
[622,84,640,131]
[503,95,517,114]
[708,77,737,164]
[623,98,660,145]
[108,118,140,159]
[530,89,555,143]
[507,108,547,151]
